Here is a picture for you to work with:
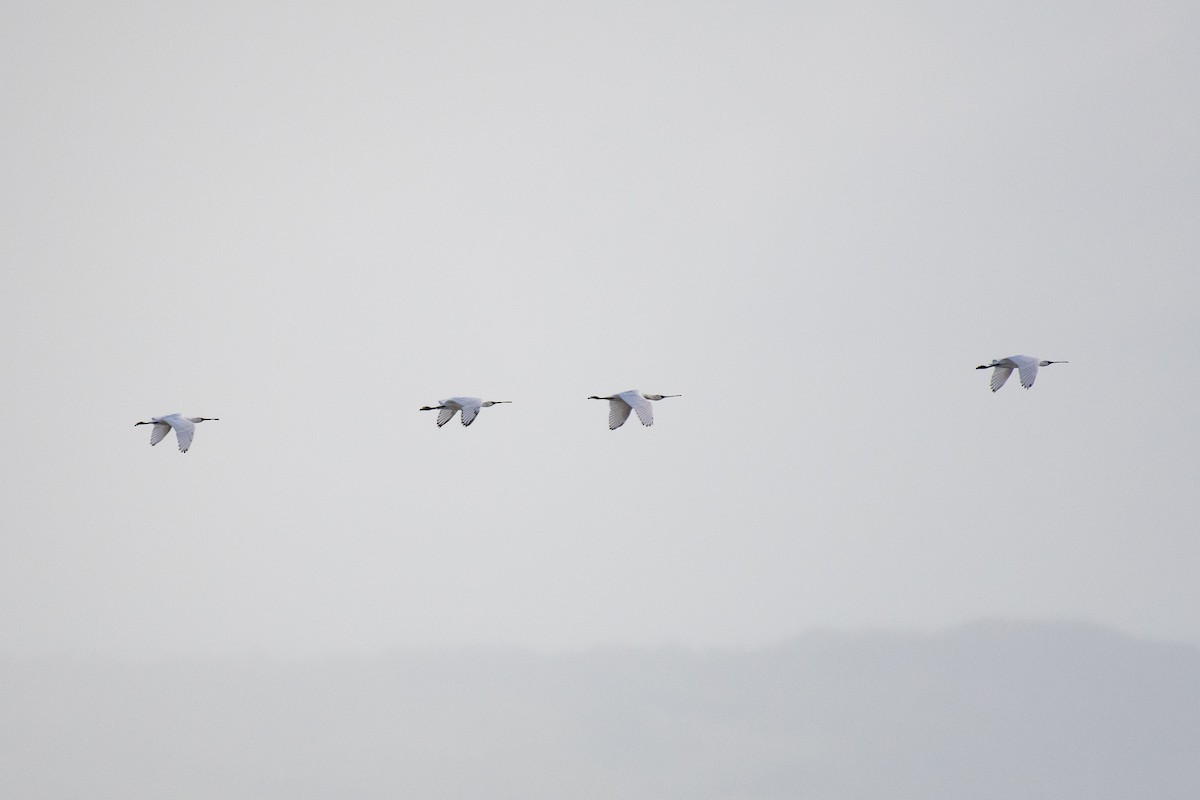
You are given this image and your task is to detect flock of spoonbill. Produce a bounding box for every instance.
[136,359,1067,451]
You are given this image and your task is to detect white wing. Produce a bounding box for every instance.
[149,422,172,447]
[990,367,1013,392]
[436,406,458,427]
[459,399,483,427]
[608,399,633,430]
[165,416,196,453]
[619,390,654,427]
[1010,355,1039,389]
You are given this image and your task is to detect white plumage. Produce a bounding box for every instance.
[587,390,680,429]
[134,413,219,453]
[976,356,1067,392]
[419,397,511,427]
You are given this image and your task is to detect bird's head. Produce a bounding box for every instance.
[1039,360,1067,367]
[189,417,219,423]
[482,400,511,407]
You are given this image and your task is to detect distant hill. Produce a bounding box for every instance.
[2,620,1197,799]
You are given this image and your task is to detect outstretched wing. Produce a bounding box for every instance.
[608,399,633,430]
[459,399,483,427]
[149,422,172,447]
[620,391,654,427]
[166,416,196,453]
[990,367,1013,392]
[436,406,458,427]
[1011,355,1039,389]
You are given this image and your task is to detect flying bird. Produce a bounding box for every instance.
[976,356,1068,392]
[588,390,680,429]
[134,413,219,453]
[419,397,511,427]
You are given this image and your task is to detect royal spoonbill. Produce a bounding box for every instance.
[588,390,680,429]
[419,397,511,427]
[976,356,1067,392]
[134,413,218,453]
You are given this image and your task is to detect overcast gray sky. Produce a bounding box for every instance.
[2,0,1198,659]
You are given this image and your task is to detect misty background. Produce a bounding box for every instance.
[3,622,1198,799]
[2,0,1198,796]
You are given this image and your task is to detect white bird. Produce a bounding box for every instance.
[134,413,219,453]
[588,390,680,429]
[976,355,1068,392]
[419,397,511,427]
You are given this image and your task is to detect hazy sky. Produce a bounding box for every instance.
[2,0,1198,658]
